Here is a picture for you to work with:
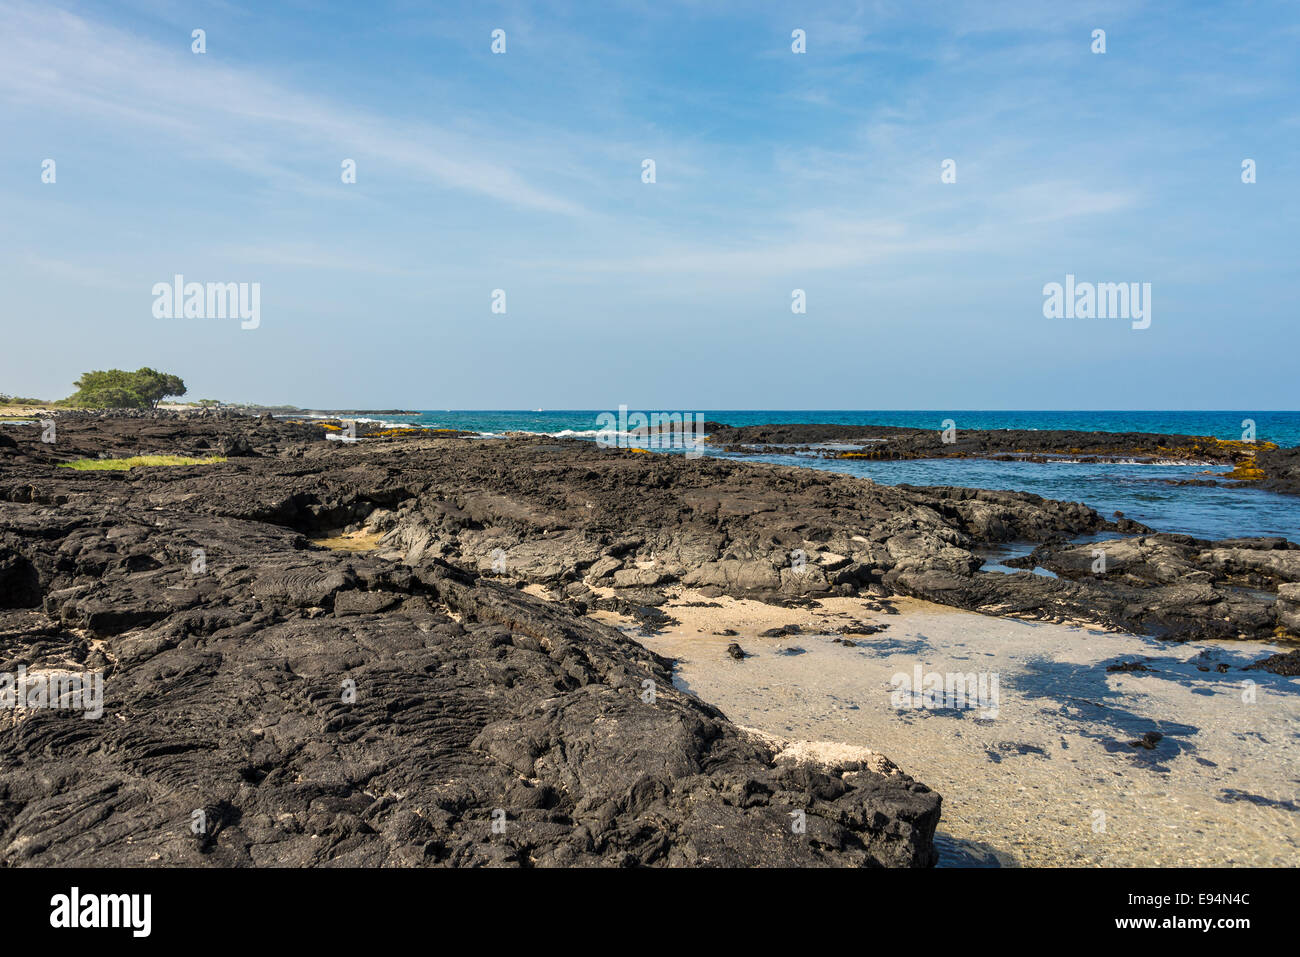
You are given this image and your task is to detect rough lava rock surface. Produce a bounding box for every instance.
[1,413,1295,866]
[0,414,943,867]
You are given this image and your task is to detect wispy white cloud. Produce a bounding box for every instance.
[0,0,585,215]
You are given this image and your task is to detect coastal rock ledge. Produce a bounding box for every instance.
[0,415,940,867]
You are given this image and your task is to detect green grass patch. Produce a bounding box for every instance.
[58,455,228,471]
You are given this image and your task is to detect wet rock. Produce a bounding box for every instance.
[1255,445,1300,497]
[838,620,886,636]
[1218,789,1300,812]
[1244,649,1300,676]
[1007,534,1297,640]
[1106,660,1152,673]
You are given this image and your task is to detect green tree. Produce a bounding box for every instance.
[131,368,187,409]
[65,368,187,409]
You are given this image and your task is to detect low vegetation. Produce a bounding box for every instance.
[58,455,227,471]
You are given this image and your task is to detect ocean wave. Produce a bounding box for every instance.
[301,413,410,430]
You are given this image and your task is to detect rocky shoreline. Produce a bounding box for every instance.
[702,422,1300,496]
[0,412,1295,866]
[0,413,944,867]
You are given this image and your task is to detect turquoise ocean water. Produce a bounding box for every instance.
[363,411,1300,540]
[374,410,1300,447]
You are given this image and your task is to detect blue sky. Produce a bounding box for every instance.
[1,0,1297,409]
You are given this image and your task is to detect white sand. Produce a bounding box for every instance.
[589,588,1300,867]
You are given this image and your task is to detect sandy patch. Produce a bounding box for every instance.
[584,587,1300,867]
[309,530,385,551]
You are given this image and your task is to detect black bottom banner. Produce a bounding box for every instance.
[0,866,1275,943]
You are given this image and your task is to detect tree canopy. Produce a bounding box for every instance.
[65,368,187,409]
